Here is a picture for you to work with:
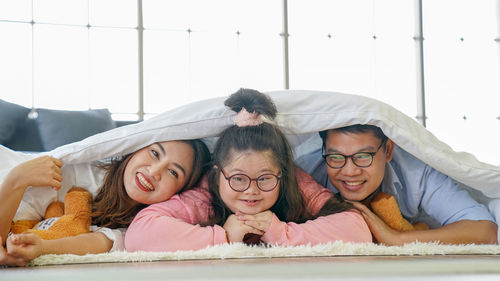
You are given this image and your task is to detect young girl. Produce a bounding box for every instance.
[0,139,210,266]
[125,89,372,252]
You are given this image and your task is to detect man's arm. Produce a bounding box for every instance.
[397,220,498,245]
[387,151,498,245]
[352,201,498,245]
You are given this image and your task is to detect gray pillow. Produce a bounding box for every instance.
[36,108,116,151]
[0,99,30,144]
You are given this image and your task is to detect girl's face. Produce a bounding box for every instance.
[124,141,194,205]
[219,150,280,215]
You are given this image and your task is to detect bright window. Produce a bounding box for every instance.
[288,0,416,117]
[423,0,500,165]
[0,22,32,105]
[142,0,282,113]
[0,0,499,164]
[33,24,88,109]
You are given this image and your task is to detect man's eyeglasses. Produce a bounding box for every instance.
[220,169,281,192]
[322,141,385,169]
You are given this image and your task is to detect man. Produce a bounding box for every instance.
[295,124,497,245]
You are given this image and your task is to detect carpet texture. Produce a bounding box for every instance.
[29,241,500,266]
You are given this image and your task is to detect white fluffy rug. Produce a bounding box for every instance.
[29,241,500,266]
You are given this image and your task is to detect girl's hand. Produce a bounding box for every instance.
[7,156,63,191]
[237,210,274,233]
[6,233,44,265]
[223,214,264,243]
[0,236,28,267]
[349,201,402,245]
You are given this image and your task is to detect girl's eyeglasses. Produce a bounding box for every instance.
[220,169,280,192]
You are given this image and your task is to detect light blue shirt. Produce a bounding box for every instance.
[295,145,495,228]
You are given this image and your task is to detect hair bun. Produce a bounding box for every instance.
[224,88,277,120]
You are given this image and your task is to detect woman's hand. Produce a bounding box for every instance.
[237,210,274,233]
[7,156,63,191]
[0,236,29,267]
[223,214,264,243]
[5,233,44,266]
[0,156,63,248]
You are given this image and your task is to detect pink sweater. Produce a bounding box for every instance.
[125,168,372,252]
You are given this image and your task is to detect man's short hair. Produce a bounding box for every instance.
[319,124,388,145]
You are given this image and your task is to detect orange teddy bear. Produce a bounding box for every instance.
[11,187,92,240]
[370,192,429,231]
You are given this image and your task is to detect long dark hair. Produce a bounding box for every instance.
[92,139,210,228]
[207,89,352,227]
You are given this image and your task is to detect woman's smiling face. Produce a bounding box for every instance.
[123,141,195,205]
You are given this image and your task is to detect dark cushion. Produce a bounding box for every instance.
[3,118,45,152]
[36,108,116,151]
[0,99,31,144]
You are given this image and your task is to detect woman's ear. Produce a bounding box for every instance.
[213,165,218,170]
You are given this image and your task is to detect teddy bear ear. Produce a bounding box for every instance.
[45,201,64,218]
[370,192,415,232]
[63,187,92,216]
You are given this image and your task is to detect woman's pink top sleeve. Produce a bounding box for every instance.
[125,179,228,252]
[260,168,372,246]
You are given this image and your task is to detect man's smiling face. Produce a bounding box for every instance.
[324,130,394,201]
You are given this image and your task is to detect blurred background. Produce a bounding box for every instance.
[0,0,499,164]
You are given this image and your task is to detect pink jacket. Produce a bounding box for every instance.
[125,168,372,252]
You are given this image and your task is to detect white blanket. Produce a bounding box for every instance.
[3,90,500,235]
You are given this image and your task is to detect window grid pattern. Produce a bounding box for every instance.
[1,0,499,163]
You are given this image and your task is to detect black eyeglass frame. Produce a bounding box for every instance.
[220,169,281,192]
[322,141,386,169]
